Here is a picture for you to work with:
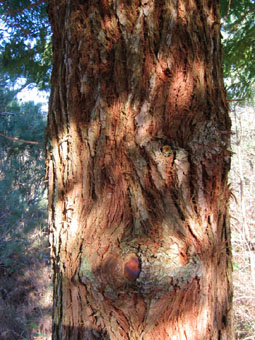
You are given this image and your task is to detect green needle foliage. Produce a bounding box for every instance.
[0,0,52,89]
[220,0,255,99]
[0,82,47,273]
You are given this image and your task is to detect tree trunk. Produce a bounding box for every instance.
[46,1,233,339]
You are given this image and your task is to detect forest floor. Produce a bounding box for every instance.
[0,227,52,340]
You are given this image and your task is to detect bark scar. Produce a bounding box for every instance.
[124,255,141,281]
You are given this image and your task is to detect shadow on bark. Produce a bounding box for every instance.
[53,324,110,340]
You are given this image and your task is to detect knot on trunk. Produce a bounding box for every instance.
[124,255,141,281]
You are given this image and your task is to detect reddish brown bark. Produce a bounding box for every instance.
[47,1,233,339]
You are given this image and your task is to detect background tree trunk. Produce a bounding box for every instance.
[47,1,233,339]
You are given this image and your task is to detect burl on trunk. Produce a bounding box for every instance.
[47,0,233,339]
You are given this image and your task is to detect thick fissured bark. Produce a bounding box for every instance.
[47,1,233,339]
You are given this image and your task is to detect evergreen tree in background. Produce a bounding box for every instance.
[0,0,51,90]
[0,0,49,273]
[0,81,47,273]
[221,0,255,99]
[0,0,255,339]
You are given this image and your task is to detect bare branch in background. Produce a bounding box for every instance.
[0,132,43,145]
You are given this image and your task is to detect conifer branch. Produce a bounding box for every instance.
[2,0,46,16]
[0,132,44,145]
[227,98,245,102]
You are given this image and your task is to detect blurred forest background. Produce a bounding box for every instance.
[0,0,254,339]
